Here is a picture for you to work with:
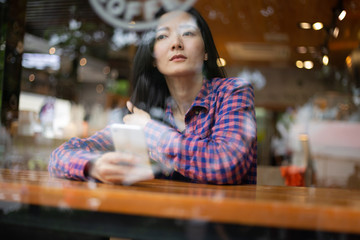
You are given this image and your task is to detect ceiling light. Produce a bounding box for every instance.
[299,22,311,29]
[312,22,323,30]
[29,74,35,82]
[103,66,111,75]
[79,57,87,66]
[338,10,346,21]
[217,58,226,67]
[297,46,307,54]
[332,27,339,38]
[322,55,329,66]
[304,61,314,69]
[346,56,352,68]
[96,84,104,94]
[49,47,56,55]
[296,60,304,68]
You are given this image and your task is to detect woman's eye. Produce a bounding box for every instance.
[156,34,167,41]
[183,31,195,36]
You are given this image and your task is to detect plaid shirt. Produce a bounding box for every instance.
[48,78,257,184]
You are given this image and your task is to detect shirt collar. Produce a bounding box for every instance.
[192,78,212,112]
[164,78,212,117]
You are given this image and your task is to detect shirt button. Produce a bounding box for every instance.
[195,110,199,115]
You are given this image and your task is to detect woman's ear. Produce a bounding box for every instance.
[204,53,208,61]
[153,61,157,67]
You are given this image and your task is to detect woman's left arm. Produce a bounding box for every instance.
[143,82,257,185]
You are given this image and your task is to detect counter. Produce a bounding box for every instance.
[1,168,360,239]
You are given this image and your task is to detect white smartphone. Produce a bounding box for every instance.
[110,123,149,158]
[110,123,153,184]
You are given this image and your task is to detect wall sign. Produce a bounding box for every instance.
[89,0,197,31]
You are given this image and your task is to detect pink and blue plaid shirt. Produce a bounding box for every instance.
[48,78,257,184]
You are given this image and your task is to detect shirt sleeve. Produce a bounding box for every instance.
[144,82,257,185]
[48,125,114,180]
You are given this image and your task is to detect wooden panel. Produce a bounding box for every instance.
[1,168,360,234]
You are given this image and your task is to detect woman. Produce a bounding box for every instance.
[48,7,257,185]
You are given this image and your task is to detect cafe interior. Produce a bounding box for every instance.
[1,0,360,239]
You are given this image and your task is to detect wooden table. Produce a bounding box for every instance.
[1,168,360,239]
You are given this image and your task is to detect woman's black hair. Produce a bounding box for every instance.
[130,7,226,113]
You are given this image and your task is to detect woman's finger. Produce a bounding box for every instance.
[122,114,129,123]
[132,105,142,114]
[94,160,153,184]
[126,101,147,115]
[101,152,136,164]
[126,101,134,113]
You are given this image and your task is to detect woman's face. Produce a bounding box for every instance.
[153,11,207,78]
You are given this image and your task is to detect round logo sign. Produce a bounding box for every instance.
[89,0,197,31]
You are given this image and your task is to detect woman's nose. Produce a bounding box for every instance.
[171,35,183,50]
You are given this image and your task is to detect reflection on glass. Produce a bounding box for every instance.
[0,0,359,189]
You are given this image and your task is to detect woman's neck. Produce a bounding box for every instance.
[165,73,204,116]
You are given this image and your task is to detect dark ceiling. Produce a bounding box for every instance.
[195,0,360,69]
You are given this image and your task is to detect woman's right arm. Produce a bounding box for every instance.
[48,125,114,180]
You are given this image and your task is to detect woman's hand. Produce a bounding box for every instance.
[89,152,154,184]
[123,101,151,127]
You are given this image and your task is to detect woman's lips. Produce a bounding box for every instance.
[170,54,187,61]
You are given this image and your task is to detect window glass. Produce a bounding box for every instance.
[1,0,360,188]
[2,1,360,239]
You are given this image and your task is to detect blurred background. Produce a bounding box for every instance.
[1,0,360,188]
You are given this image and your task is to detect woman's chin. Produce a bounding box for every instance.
[163,68,203,78]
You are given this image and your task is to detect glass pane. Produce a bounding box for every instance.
[1,0,360,188]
